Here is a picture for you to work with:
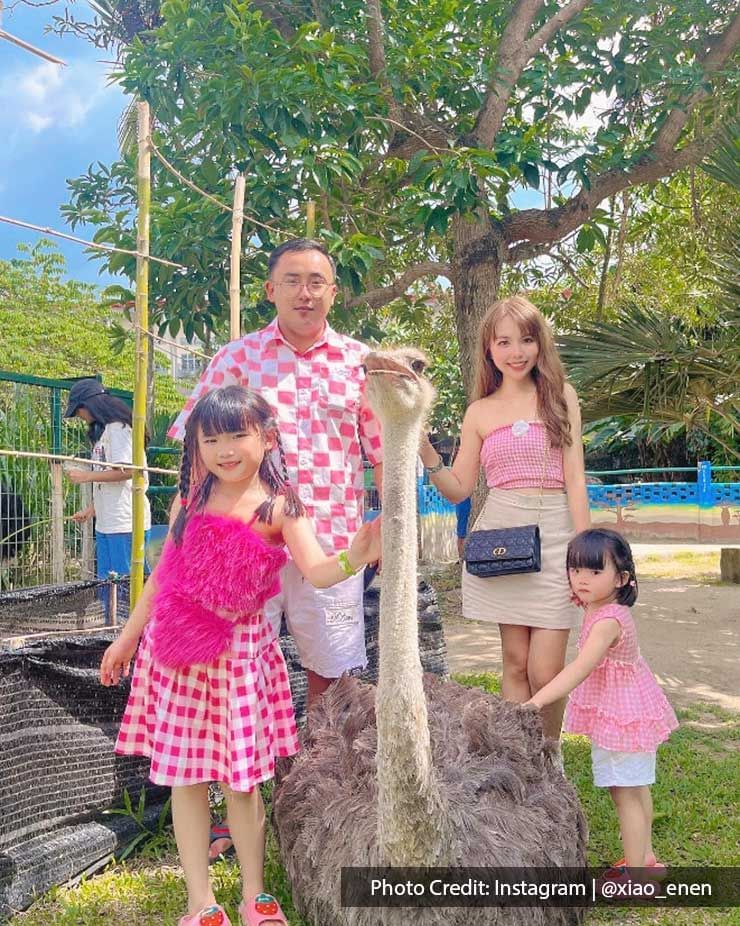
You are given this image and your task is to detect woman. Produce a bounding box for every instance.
[64,379,151,607]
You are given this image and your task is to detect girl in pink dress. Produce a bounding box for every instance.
[100,386,380,926]
[527,528,677,878]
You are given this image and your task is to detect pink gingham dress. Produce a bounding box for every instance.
[115,513,299,790]
[565,603,678,752]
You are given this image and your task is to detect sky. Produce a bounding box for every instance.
[0,0,126,285]
[0,2,552,292]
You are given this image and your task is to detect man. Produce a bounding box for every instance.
[169,238,383,700]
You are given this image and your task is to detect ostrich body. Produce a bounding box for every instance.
[273,349,587,925]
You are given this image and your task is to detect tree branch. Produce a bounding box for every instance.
[502,137,714,249]
[507,240,553,265]
[346,261,452,309]
[473,0,592,148]
[653,8,740,158]
[366,0,387,79]
[501,10,740,250]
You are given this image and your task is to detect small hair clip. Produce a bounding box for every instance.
[629,579,636,586]
[180,497,188,507]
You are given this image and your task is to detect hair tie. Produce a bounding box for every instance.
[629,579,636,586]
[180,497,188,507]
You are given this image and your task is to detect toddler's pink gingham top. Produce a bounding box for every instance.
[481,421,564,489]
[565,603,678,752]
[168,319,383,552]
[115,516,299,790]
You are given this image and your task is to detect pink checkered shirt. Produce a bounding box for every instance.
[168,318,383,551]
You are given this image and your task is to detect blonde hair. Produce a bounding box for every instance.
[473,295,572,448]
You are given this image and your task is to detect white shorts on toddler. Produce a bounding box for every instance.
[591,744,656,787]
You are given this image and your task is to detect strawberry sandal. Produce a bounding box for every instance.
[611,854,667,878]
[179,904,232,926]
[239,893,288,926]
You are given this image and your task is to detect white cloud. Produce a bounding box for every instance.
[0,57,121,136]
[27,112,53,133]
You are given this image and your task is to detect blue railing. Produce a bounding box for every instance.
[417,461,740,516]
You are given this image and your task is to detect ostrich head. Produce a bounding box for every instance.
[363,347,435,423]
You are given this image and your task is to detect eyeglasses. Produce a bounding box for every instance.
[273,280,334,296]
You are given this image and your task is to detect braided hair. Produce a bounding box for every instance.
[172,385,304,545]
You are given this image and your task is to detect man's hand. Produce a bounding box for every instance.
[71,505,95,523]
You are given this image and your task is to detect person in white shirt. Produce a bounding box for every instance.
[64,379,151,612]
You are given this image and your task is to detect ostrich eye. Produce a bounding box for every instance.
[410,358,426,374]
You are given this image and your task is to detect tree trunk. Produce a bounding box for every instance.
[596,197,615,319]
[451,216,506,520]
[451,215,506,402]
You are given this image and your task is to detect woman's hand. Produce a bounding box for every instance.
[418,432,439,468]
[71,505,95,523]
[100,634,139,686]
[348,517,382,569]
[66,467,92,485]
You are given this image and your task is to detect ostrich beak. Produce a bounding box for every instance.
[363,352,425,381]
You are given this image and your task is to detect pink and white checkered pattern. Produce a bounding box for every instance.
[565,603,679,752]
[480,421,564,489]
[115,619,299,790]
[169,319,383,551]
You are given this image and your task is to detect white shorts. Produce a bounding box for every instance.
[591,744,656,787]
[264,560,366,678]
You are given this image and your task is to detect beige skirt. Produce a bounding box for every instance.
[462,488,579,630]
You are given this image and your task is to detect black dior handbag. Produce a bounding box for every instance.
[463,440,549,579]
[464,524,541,577]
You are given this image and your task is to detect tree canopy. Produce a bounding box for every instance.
[0,242,184,413]
[64,0,739,395]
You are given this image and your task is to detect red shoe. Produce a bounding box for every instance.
[179,904,232,926]
[611,854,667,879]
[239,893,288,925]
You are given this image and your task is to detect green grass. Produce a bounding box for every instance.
[634,551,722,581]
[9,678,738,926]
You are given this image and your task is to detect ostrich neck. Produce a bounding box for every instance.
[376,413,453,865]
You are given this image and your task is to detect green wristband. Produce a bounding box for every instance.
[338,550,357,577]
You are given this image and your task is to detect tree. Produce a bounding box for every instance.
[64,0,740,397]
[0,242,184,414]
[557,127,740,463]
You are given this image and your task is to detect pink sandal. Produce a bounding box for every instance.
[611,854,667,878]
[239,893,288,925]
[179,904,232,926]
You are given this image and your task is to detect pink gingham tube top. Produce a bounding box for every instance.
[480,420,564,490]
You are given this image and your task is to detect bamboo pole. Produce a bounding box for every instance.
[306,200,316,238]
[50,463,65,583]
[0,448,177,477]
[230,174,246,341]
[81,481,95,579]
[0,29,67,66]
[0,216,184,269]
[130,101,151,608]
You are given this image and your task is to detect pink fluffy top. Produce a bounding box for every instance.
[150,511,287,668]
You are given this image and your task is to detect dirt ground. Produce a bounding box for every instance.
[432,567,739,713]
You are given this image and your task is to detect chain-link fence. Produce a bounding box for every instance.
[0,372,136,591]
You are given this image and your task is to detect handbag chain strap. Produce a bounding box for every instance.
[535,433,550,527]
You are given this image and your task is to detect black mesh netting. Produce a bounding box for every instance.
[0,579,447,919]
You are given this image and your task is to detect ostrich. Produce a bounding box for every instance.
[273,349,587,925]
